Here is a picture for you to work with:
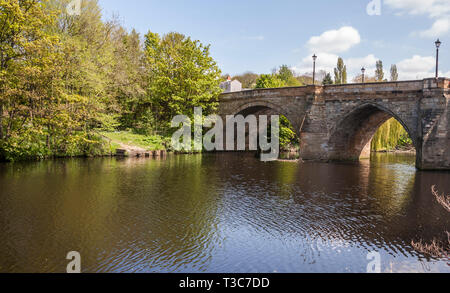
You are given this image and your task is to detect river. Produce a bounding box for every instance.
[0,153,449,273]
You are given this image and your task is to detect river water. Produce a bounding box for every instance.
[0,153,449,273]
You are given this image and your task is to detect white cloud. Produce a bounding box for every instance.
[346,54,378,75]
[292,52,339,74]
[385,0,450,38]
[416,18,450,38]
[293,26,365,79]
[384,0,450,18]
[396,55,436,80]
[306,26,361,53]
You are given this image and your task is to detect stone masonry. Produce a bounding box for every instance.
[218,78,450,170]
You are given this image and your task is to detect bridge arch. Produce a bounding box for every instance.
[232,100,288,117]
[225,99,303,136]
[327,103,417,161]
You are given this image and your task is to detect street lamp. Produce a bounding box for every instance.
[312,54,317,85]
[361,67,366,83]
[435,39,441,80]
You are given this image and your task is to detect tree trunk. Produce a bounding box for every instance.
[0,103,3,140]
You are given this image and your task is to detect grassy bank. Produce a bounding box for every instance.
[100,131,169,153]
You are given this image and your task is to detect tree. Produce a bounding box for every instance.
[390,65,398,81]
[0,0,69,160]
[144,31,222,131]
[0,0,145,160]
[277,65,301,86]
[255,74,285,89]
[375,60,385,82]
[322,73,334,85]
[334,57,347,84]
[0,0,223,160]
[278,65,293,82]
[232,72,259,89]
[108,28,148,132]
[371,118,412,151]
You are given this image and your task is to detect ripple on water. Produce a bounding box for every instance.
[0,154,449,273]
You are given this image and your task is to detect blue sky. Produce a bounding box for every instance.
[98,0,450,80]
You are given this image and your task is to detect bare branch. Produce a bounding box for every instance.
[432,185,450,212]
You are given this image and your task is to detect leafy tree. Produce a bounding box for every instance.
[375,60,385,82]
[144,31,222,131]
[276,65,300,86]
[296,75,312,85]
[371,118,412,151]
[279,116,298,151]
[232,72,259,89]
[322,73,334,85]
[390,64,399,81]
[0,0,71,160]
[255,74,285,89]
[334,57,347,84]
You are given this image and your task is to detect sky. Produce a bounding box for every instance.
[98,0,450,80]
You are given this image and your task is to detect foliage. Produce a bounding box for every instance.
[144,31,222,132]
[231,72,259,89]
[0,0,106,161]
[375,60,385,82]
[277,65,301,86]
[390,64,398,81]
[322,73,333,85]
[279,116,298,151]
[255,74,285,89]
[334,57,347,84]
[371,118,413,151]
[0,0,222,161]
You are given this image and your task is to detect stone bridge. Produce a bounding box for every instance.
[218,78,450,170]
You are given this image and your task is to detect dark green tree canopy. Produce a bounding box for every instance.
[322,73,333,85]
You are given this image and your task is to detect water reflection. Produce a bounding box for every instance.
[0,153,449,273]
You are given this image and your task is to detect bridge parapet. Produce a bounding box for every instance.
[219,78,449,101]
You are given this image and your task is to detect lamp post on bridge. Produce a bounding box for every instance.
[312,54,317,85]
[361,67,366,83]
[435,39,441,80]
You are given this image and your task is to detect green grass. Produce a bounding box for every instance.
[100,131,167,151]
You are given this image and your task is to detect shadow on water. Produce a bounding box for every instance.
[0,153,448,273]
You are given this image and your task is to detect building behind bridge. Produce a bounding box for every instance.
[220,76,242,93]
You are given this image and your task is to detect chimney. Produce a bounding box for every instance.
[227,76,232,81]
